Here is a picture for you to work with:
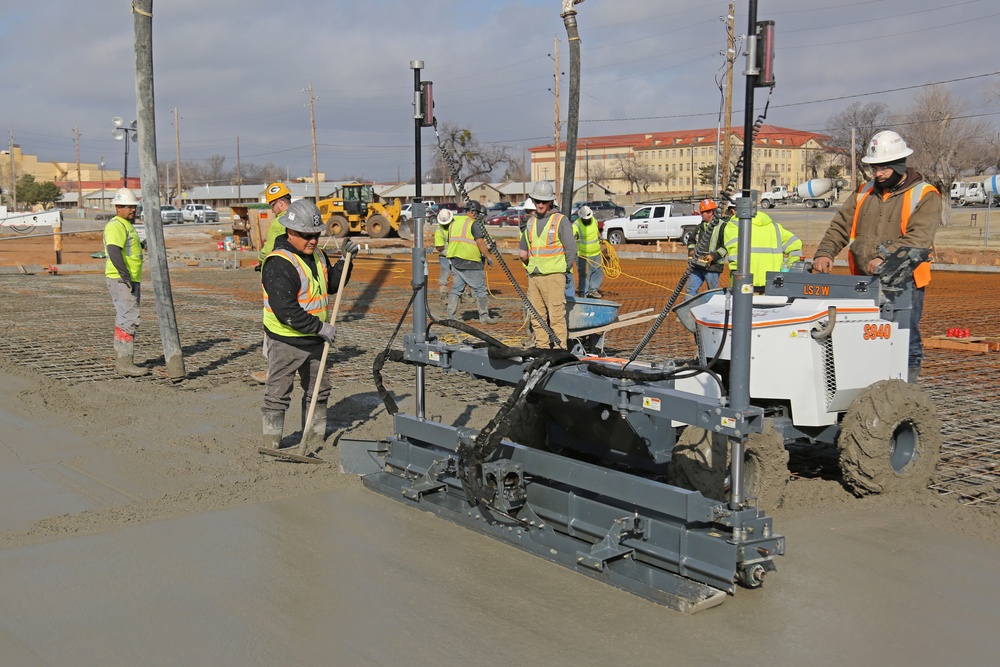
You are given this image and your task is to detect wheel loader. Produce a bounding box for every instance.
[316,182,412,240]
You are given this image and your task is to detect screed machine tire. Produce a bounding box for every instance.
[328,215,349,238]
[838,379,942,496]
[739,419,790,509]
[366,214,391,239]
[669,419,789,509]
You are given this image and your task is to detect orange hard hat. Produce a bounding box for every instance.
[699,199,718,213]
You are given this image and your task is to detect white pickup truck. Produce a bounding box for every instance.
[601,202,701,245]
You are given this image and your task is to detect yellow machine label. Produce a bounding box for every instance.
[428,351,440,362]
[643,397,661,411]
[721,417,736,428]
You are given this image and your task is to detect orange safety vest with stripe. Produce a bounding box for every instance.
[262,248,330,337]
[527,212,568,274]
[849,180,936,288]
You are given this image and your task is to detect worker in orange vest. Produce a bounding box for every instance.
[813,130,941,383]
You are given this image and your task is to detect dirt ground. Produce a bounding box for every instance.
[1,215,999,663]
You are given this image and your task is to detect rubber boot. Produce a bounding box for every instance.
[477,297,499,324]
[250,370,268,384]
[262,409,285,449]
[301,397,328,442]
[113,328,149,377]
[447,294,460,320]
[907,365,921,383]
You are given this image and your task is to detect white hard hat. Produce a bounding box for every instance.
[578,205,593,219]
[861,130,913,164]
[112,188,139,206]
[528,181,556,202]
[523,199,536,211]
[437,209,454,225]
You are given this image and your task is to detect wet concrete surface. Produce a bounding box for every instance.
[1,260,1000,664]
[1,478,998,666]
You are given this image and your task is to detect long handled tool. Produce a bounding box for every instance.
[259,247,353,464]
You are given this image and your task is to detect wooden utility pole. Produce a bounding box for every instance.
[134,0,186,380]
[722,2,736,183]
[553,35,561,203]
[9,129,16,211]
[236,135,242,200]
[850,126,857,189]
[74,126,83,214]
[308,81,319,200]
[174,107,181,207]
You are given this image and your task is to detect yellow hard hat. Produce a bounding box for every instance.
[265,182,291,204]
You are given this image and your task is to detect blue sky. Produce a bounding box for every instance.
[1,0,997,183]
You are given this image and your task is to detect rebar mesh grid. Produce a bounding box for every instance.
[0,257,996,504]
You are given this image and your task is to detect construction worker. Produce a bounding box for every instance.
[251,182,294,383]
[686,199,727,298]
[813,130,941,383]
[260,199,358,450]
[433,208,454,294]
[519,181,577,348]
[574,205,604,298]
[723,210,802,288]
[257,182,292,265]
[103,187,149,377]
[445,204,498,324]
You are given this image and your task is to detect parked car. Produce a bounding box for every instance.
[181,204,219,223]
[160,205,183,224]
[486,202,511,216]
[486,211,509,226]
[571,200,626,221]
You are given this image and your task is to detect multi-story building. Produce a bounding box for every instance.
[530,125,838,202]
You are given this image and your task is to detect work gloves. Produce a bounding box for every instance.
[318,323,337,344]
[119,277,133,291]
[342,238,360,257]
[484,255,494,269]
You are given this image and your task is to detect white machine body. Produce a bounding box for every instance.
[690,294,909,426]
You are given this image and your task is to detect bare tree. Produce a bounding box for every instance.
[434,122,510,185]
[503,154,528,182]
[826,101,892,184]
[895,85,993,226]
[615,155,660,196]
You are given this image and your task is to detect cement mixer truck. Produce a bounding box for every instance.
[759,179,845,209]
[797,178,846,208]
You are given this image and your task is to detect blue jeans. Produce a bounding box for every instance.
[909,285,925,368]
[686,268,720,298]
[451,266,487,299]
[577,255,604,295]
[565,271,575,297]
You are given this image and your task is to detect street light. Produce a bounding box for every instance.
[111,117,138,188]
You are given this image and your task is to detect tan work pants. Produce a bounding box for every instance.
[527,272,568,349]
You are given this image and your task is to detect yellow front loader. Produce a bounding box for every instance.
[317,182,411,240]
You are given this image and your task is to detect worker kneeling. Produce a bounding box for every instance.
[260,199,357,449]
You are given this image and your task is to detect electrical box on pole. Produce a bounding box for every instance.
[418,82,434,127]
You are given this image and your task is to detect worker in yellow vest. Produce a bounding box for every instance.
[723,210,802,288]
[103,188,148,377]
[519,182,577,348]
[573,205,604,298]
[260,199,357,450]
[251,182,295,384]
[445,205,498,324]
[433,208,454,294]
[813,130,941,382]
